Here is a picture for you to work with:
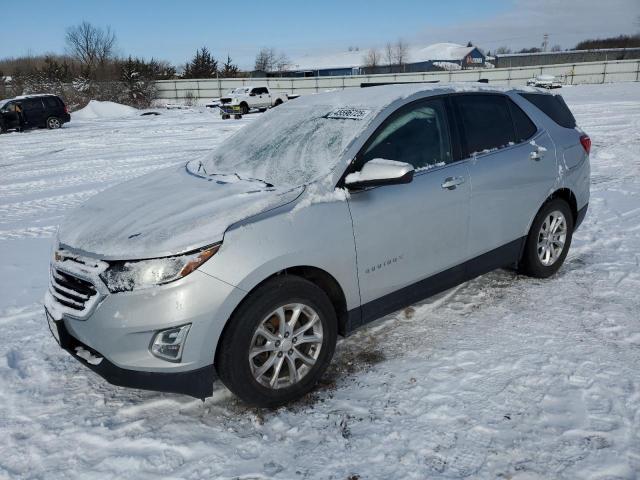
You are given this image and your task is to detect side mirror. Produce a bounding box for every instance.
[345,158,414,189]
[249,92,256,97]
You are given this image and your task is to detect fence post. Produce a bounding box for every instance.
[636,60,640,82]
[602,61,607,83]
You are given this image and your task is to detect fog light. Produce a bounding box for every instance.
[150,324,191,362]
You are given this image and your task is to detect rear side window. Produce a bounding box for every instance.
[24,99,43,111]
[519,93,576,128]
[44,97,61,109]
[454,94,515,155]
[508,99,537,142]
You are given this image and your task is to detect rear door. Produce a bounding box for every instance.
[453,93,557,259]
[23,98,46,127]
[346,97,470,310]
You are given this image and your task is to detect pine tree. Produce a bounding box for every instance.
[183,47,218,78]
[220,54,239,78]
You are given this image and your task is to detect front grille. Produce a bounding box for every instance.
[49,268,98,311]
[220,97,232,104]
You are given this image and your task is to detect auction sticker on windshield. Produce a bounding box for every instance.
[326,108,371,120]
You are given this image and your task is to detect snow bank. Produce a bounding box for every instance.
[73,100,138,120]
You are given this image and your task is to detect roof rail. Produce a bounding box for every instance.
[360,80,440,88]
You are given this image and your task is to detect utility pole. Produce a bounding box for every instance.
[542,33,549,52]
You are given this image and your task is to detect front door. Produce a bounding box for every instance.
[1,102,20,130]
[346,98,470,319]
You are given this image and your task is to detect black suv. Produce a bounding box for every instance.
[0,94,71,133]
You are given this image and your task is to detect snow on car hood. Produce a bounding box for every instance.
[57,164,302,260]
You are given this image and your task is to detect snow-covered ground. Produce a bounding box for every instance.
[0,84,639,479]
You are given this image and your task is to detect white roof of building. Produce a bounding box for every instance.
[288,43,479,71]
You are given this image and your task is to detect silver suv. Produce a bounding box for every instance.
[45,84,590,407]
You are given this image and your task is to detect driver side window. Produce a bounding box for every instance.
[361,98,452,170]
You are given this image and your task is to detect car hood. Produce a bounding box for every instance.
[57,164,302,260]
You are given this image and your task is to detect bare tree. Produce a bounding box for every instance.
[275,52,290,72]
[551,44,562,52]
[495,46,512,55]
[393,39,409,69]
[385,42,394,67]
[65,21,117,69]
[363,48,380,68]
[254,47,289,72]
[254,47,276,72]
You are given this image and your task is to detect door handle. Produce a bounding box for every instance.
[441,176,465,190]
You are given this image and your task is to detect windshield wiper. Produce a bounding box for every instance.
[197,165,273,188]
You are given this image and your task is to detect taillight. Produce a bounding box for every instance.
[64,105,69,114]
[580,135,591,155]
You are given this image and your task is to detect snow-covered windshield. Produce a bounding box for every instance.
[193,102,374,187]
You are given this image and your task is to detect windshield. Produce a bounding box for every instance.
[194,102,374,187]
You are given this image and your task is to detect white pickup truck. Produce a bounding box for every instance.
[219,86,289,114]
[526,74,563,89]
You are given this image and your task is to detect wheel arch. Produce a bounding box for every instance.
[213,265,349,360]
[520,187,578,264]
[547,188,578,225]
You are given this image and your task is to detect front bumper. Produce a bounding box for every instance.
[45,251,248,398]
[48,311,215,399]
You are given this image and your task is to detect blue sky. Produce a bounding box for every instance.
[1,0,637,68]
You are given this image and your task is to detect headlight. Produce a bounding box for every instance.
[99,243,220,293]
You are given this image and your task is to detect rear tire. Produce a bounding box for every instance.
[519,198,574,278]
[47,117,62,129]
[216,275,337,408]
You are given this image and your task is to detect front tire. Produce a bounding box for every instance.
[519,198,574,278]
[216,276,337,407]
[239,103,249,115]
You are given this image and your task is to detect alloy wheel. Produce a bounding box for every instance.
[537,210,567,266]
[249,303,323,389]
